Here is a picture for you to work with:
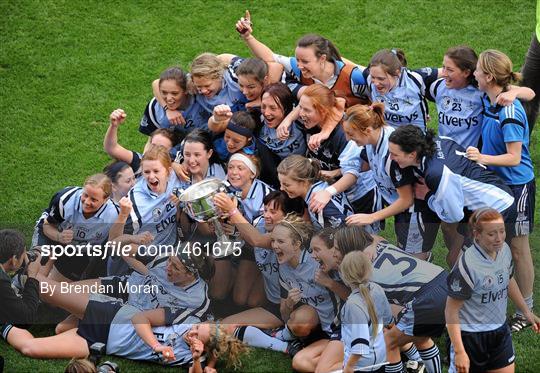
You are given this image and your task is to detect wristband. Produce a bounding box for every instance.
[229,208,239,217]
[325,186,338,196]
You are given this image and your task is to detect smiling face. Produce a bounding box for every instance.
[112,167,135,199]
[166,256,195,285]
[263,199,285,232]
[150,134,173,150]
[295,46,325,80]
[298,95,323,129]
[238,74,265,102]
[473,61,491,92]
[310,235,338,273]
[474,218,506,255]
[159,79,185,111]
[81,184,108,215]
[183,141,212,177]
[261,92,286,128]
[271,225,301,264]
[142,159,170,194]
[370,65,399,95]
[441,55,470,90]
[224,129,250,154]
[192,76,222,99]
[388,142,417,168]
[278,173,309,199]
[227,159,255,190]
[343,120,370,146]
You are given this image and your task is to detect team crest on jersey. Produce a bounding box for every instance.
[450,278,462,292]
[394,168,402,182]
[442,96,452,111]
[402,96,414,106]
[152,207,163,222]
[328,216,343,229]
[482,275,495,290]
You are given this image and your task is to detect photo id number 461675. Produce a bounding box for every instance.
[181,241,242,257]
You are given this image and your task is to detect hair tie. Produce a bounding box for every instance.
[229,153,257,175]
[391,48,397,56]
[368,105,374,111]
[227,120,253,138]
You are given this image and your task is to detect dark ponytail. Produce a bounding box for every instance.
[388,125,437,159]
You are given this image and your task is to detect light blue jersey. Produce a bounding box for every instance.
[370,241,444,305]
[107,305,200,366]
[279,249,341,334]
[447,242,514,332]
[428,79,483,148]
[481,96,534,185]
[177,162,227,191]
[341,284,392,372]
[125,172,183,247]
[139,95,211,136]
[43,187,119,245]
[367,67,428,130]
[257,120,307,159]
[126,255,210,322]
[193,63,247,115]
[339,140,377,202]
[253,216,281,304]
[359,126,415,205]
[233,179,273,224]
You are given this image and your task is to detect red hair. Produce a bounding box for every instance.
[302,84,337,123]
[469,207,503,233]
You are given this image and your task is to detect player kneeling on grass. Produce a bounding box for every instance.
[445,207,540,373]
[2,301,248,372]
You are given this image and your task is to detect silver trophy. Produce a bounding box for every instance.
[177,178,237,257]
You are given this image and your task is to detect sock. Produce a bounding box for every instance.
[273,324,296,341]
[403,344,421,361]
[385,361,405,373]
[1,324,14,341]
[516,295,534,316]
[418,344,442,373]
[234,326,288,353]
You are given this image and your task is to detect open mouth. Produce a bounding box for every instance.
[148,180,159,189]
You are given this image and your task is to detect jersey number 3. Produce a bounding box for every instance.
[373,252,417,276]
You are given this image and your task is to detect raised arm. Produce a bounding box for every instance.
[103,109,134,164]
[235,10,275,63]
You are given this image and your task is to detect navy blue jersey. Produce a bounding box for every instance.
[411,136,514,222]
[306,123,349,171]
[370,241,445,305]
[40,187,119,245]
[305,181,354,230]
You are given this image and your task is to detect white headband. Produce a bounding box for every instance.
[229,153,257,175]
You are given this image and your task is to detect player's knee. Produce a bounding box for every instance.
[288,322,314,337]
[291,350,311,371]
[415,337,434,350]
